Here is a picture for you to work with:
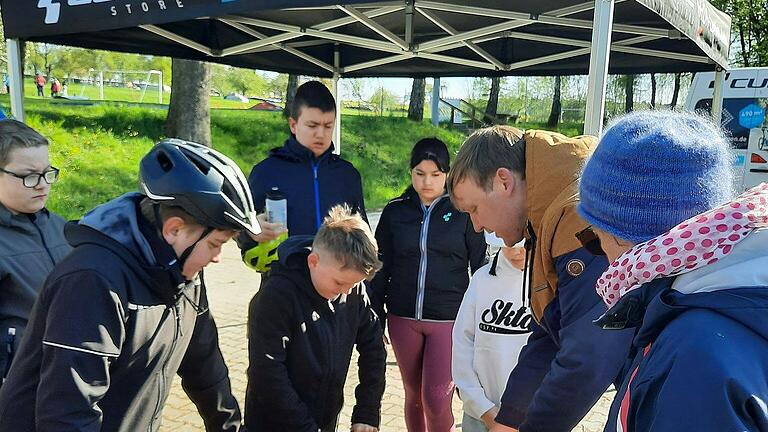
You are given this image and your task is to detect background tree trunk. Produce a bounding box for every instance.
[408,77,425,121]
[282,74,299,118]
[670,72,682,109]
[485,76,500,122]
[624,74,635,113]
[547,75,562,128]
[650,73,657,109]
[165,58,211,147]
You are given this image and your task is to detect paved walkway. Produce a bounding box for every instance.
[161,212,613,431]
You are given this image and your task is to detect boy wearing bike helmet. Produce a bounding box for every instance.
[238,80,367,273]
[0,139,259,432]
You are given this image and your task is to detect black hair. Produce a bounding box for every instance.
[290,81,336,119]
[410,138,450,173]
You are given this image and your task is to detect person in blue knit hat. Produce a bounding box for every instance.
[577,110,768,432]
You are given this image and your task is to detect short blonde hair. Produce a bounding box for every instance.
[313,205,381,279]
[447,125,525,193]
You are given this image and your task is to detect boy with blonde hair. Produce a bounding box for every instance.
[245,205,386,432]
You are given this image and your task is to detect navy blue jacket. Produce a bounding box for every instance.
[238,136,367,253]
[597,240,768,431]
[245,236,386,431]
[496,247,636,432]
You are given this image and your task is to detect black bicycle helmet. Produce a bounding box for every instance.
[139,139,261,236]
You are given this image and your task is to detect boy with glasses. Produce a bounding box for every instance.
[0,119,70,387]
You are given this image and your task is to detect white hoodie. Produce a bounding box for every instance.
[452,250,533,420]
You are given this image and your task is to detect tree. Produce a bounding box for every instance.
[165,59,211,146]
[467,77,490,104]
[625,74,635,113]
[670,72,682,108]
[485,76,501,121]
[370,86,398,115]
[226,68,267,97]
[267,74,288,100]
[709,0,768,67]
[27,43,63,78]
[547,75,562,128]
[650,73,658,109]
[282,74,299,118]
[210,64,231,96]
[408,78,426,121]
[344,78,365,105]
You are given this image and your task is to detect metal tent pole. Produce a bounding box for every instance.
[711,67,725,126]
[7,39,25,122]
[333,44,342,154]
[583,0,615,136]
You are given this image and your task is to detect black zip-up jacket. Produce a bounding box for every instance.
[0,203,70,383]
[0,193,241,432]
[371,188,487,323]
[245,236,386,432]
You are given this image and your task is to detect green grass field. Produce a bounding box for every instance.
[17,80,258,109]
[0,96,583,220]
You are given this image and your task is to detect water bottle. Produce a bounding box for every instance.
[265,187,287,227]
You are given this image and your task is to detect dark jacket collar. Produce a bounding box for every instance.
[401,187,449,211]
[273,235,338,307]
[0,201,50,232]
[66,204,187,305]
[271,135,336,163]
[595,276,768,348]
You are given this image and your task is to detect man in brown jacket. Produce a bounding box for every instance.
[448,126,634,432]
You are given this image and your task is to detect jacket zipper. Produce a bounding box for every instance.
[32,219,56,266]
[148,303,181,431]
[415,197,442,320]
[322,304,335,429]
[312,161,322,231]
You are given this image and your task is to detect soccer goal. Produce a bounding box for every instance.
[72,69,164,104]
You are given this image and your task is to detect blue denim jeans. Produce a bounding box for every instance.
[461,412,489,432]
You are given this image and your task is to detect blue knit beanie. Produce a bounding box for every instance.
[578,110,734,243]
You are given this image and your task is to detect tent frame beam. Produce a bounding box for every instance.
[220,19,335,72]
[220,5,402,57]
[337,5,409,50]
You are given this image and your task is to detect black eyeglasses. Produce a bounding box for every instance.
[0,166,60,188]
[575,225,606,256]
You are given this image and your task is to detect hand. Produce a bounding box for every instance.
[351,423,378,432]
[489,423,518,432]
[249,213,287,243]
[481,406,500,429]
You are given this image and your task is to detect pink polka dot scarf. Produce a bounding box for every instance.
[597,183,768,309]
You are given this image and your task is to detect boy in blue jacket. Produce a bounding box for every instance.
[238,81,367,272]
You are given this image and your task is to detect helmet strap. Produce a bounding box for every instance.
[151,202,214,277]
[177,226,215,275]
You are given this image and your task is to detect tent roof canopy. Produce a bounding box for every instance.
[1,0,730,78]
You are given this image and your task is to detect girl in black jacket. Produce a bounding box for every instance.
[371,138,487,432]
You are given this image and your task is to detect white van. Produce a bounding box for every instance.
[685,68,768,190]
